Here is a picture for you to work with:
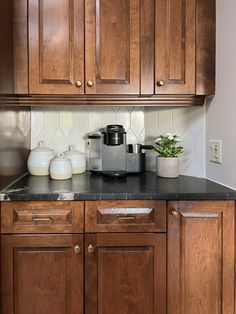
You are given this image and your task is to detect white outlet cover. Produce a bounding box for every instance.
[209,140,222,164]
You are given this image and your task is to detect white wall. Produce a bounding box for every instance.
[31,106,205,177]
[206,0,236,189]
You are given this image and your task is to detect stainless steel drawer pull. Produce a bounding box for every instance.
[32,216,53,222]
[116,215,136,220]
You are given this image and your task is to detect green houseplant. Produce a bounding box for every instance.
[153,133,183,178]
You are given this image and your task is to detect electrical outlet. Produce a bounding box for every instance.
[209,140,222,164]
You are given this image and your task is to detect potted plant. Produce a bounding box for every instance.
[153,133,183,178]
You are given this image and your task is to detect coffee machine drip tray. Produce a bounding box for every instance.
[103,171,127,178]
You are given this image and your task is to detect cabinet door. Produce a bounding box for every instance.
[85,233,166,314]
[29,0,84,94]
[167,201,235,314]
[155,0,195,94]
[85,0,140,94]
[1,234,84,314]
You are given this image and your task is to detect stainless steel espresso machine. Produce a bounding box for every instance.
[87,125,153,177]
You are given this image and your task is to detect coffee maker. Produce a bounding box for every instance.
[87,125,152,177]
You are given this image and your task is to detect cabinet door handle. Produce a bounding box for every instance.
[74,245,81,254]
[75,80,82,87]
[157,80,165,87]
[88,244,95,254]
[87,80,94,87]
[171,210,179,217]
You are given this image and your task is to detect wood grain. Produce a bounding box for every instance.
[85,0,140,94]
[140,0,154,95]
[167,201,235,314]
[13,0,28,94]
[1,234,84,314]
[0,95,206,106]
[0,0,14,94]
[28,0,84,94]
[196,0,216,95]
[1,201,84,233]
[85,233,166,314]
[85,200,166,233]
[155,0,196,94]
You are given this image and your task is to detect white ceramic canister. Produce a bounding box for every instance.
[64,145,86,174]
[27,141,55,176]
[49,153,72,180]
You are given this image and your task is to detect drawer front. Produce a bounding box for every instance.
[85,200,166,232]
[1,201,84,233]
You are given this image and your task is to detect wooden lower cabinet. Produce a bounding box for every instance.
[85,233,166,314]
[0,200,235,314]
[1,234,84,314]
[167,201,235,314]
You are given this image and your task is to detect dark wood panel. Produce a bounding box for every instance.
[0,0,14,94]
[85,0,140,94]
[13,0,28,94]
[1,234,84,314]
[0,95,206,106]
[167,201,235,314]
[85,200,166,233]
[196,0,216,95]
[85,233,166,314]
[140,0,155,95]
[155,0,195,94]
[1,201,84,233]
[29,0,84,94]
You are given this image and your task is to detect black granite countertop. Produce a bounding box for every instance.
[0,172,236,201]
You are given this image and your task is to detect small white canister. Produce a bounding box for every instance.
[64,145,86,174]
[27,141,55,176]
[49,153,72,180]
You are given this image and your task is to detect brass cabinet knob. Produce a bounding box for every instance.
[74,245,81,254]
[157,80,165,87]
[75,80,82,88]
[88,244,95,254]
[171,210,179,217]
[87,80,94,87]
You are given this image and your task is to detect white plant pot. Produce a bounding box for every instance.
[156,157,179,178]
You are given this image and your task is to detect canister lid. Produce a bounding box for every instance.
[32,141,54,153]
[64,145,85,156]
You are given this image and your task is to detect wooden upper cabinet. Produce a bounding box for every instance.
[167,201,235,314]
[155,0,196,94]
[29,0,140,95]
[17,0,215,100]
[85,0,140,94]
[28,0,84,94]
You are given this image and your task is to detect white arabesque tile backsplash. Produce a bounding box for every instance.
[31,105,205,177]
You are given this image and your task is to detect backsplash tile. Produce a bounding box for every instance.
[145,106,205,177]
[31,105,205,177]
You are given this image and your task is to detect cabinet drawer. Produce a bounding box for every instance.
[1,201,84,233]
[85,200,166,233]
